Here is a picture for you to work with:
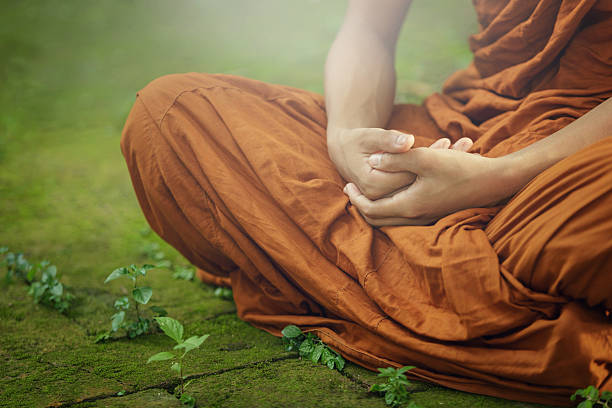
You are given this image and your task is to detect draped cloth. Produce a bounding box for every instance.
[120,0,612,405]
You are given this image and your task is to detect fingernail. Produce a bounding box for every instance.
[369,153,381,167]
[395,134,407,146]
[343,184,348,194]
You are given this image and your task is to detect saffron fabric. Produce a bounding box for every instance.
[120,0,612,405]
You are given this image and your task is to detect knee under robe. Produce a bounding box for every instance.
[120,0,612,405]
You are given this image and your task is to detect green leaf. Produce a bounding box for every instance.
[601,390,612,401]
[132,286,153,304]
[157,259,173,269]
[42,265,57,281]
[179,393,195,408]
[213,286,233,300]
[29,282,47,302]
[111,311,125,332]
[385,391,395,405]
[116,390,126,396]
[326,359,335,370]
[335,356,345,371]
[114,296,130,310]
[370,384,389,392]
[139,264,156,275]
[94,331,111,343]
[172,266,195,280]
[321,347,333,364]
[398,366,415,374]
[155,316,184,343]
[370,383,391,392]
[585,385,599,400]
[126,317,150,338]
[105,267,132,283]
[299,339,315,357]
[174,335,210,353]
[147,351,175,363]
[26,266,36,282]
[577,401,593,408]
[281,325,303,339]
[310,344,324,363]
[171,362,181,375]
[150,305,167,316]
[49,282,63,297]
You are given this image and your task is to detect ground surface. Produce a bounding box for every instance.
[0,1,563,407]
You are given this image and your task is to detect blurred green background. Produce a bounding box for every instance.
[2,2,560,408]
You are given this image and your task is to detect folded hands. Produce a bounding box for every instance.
[329,128,515,226]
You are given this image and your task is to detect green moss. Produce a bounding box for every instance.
[74,389,183,408]
[187,359,387,408]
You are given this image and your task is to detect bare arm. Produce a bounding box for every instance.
[323,0,424,199]
[500,97,612,196]
[325,0,411,135]
[343,97,612,226]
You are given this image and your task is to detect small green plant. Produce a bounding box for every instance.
[1,248,74,314]
[172,265,195,281]
[571,385,612,408]
[28,261,75,314]
[148,316,209,408]
[2,247,32,283]
[139,229,197,280]
[213,286,233,300]
[281,325,345,371]
[141,241,167,262]
[95,264,166,342]
[369,366,420,407]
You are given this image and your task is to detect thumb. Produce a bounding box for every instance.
[368,147,431,174]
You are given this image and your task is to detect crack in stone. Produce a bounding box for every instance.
[47,354,294,407]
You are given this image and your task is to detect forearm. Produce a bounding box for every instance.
[324,0,411,141]
[324,28,397,134]
[499,98,612,196]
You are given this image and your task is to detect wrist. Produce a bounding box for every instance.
[492,154,535,200]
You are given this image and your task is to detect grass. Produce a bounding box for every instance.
[0,1,561,407]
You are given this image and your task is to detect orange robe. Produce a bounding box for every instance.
[120,0,612,405]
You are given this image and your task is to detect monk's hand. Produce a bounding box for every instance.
[327,127,417,199]
[343,147,511,226]
[327,127,473,199]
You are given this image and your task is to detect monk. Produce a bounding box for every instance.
[120,0,612,405]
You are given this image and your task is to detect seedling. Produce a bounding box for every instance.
[571,385,612,408]
[148,316,209,408]
[213,286,232,300]
[95,264,166,342]
[28,261,75,314]
[139,232,197,280]
[1,248,74,314]
[2,247,32,283]
[141,241,167,262]
[370,366,420,407]
[172,265,195,281]
[281,325,345,371]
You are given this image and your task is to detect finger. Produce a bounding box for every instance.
[368,147,431,173]
[365,170,417,199]
[360,129,415,153]
[451,137,473,152]
[344,183,415,219]
[429,138,451,149]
